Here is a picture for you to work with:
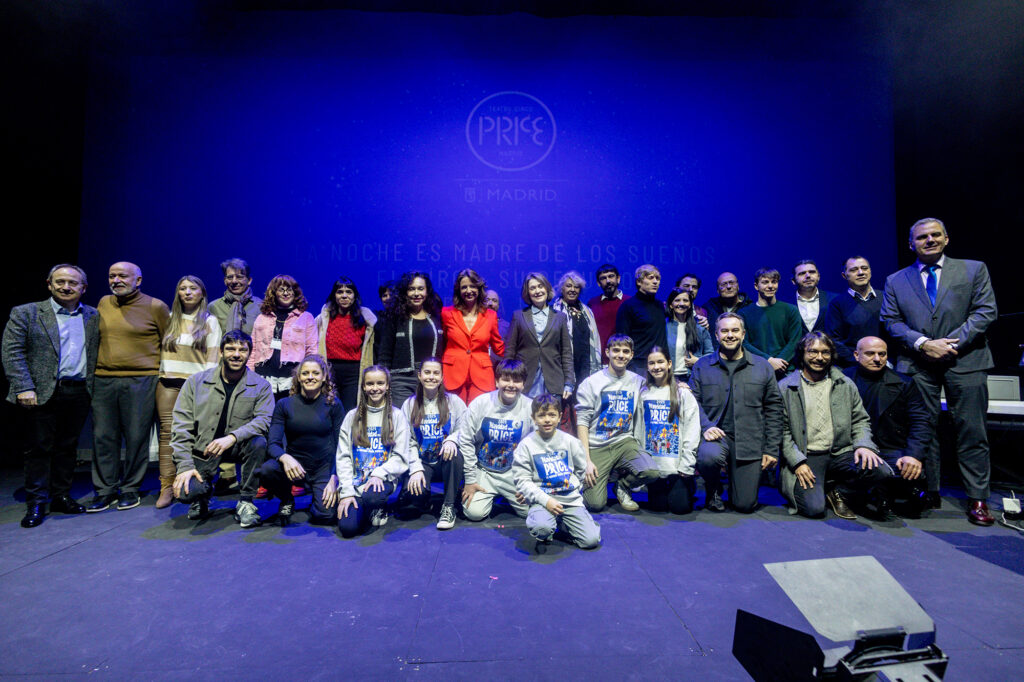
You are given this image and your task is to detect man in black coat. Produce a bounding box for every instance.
[844,336,932,516]
[2,265,99,527]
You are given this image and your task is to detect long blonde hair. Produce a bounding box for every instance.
[163,275,212,353]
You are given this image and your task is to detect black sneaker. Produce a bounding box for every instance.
[705,490,725,512]
[117,492,141,510]
[187,499,209,520]
[86,494,118,513]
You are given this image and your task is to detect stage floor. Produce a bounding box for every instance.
[1,468,1022,680]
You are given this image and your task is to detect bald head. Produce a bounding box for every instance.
[108,261,142,298]
[716,271,739,299]
[854,336,887,373]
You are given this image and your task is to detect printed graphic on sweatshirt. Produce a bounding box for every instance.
[532,451,574,495]
[478,417,524,472]
[596,390,635,439]
[415,413,451,465]
[643,400,679,457]
[352,426,389,487]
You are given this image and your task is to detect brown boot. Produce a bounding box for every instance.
[155,483,175,509]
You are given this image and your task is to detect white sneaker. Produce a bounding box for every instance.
[436,504,456,530]
[235,500,261,528]
[615,481,639,511]
[370,508,389,527]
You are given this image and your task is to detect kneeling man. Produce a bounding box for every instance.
[779,332,892,519]
[171,330,274,526]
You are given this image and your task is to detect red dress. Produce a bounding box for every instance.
[440,306,505,404]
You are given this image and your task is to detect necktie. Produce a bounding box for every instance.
[925,265,938,307]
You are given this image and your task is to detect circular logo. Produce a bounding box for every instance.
[466,91,556,171]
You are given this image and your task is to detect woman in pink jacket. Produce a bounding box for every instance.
[248,274,319,400]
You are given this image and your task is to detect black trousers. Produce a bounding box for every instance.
[337,482,394,538]
[259,457,335,522]
[647,474,696,515]
[912,368,990,499]
[696,435,764,513]
[21,382,91,505]
[397,453,464,509]
[175,436,268,503]
[329,360,361,416]
[791,450,894,518]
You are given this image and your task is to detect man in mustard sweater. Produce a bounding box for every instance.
[87,262,170,512]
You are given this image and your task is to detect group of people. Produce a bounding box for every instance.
[2,217,999,544]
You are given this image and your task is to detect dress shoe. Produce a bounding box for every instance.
[705,490,725,512]
[86,494,118,512]
[920,491,942,510]
[827,490,857,520]
[155,487,174,509]
[21,504,46,528]
[967,500,994,526]
[50,495,86,514]
[117,492,141,510]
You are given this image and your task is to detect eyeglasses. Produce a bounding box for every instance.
[276,286,294,293]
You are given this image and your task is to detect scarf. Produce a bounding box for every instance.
[222,287,254,332]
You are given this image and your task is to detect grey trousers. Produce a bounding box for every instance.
[527,504,601,549]
[91,375,158,495]
[912,368,990,499]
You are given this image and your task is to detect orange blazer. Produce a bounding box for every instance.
[441,306,505,390]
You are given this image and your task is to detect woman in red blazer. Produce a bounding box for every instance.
[441,269,505,404]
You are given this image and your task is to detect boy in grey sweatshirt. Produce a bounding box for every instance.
[575,334,660,511]
[458,358,534,520]
[513,394,601,549]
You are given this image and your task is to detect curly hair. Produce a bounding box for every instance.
[260,274,308,314]
[288,355,339,405]
[386,271,441,321]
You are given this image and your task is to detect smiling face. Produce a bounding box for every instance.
[527,278,549,307]
[108,262,141,297]
[533,404,561,438]
[459,277,478,307]
[221,340,251,374]
[224,267,250,296]
[297,360,325,397]
[606,342,634,373]
[334,285,355,311]
[275,283,295,308]
[670,291,692,320]
[406,277,427,311]
[418,360,443,394]
[715,316,745,353]
[362,370,389,407]
[754,276,779,302]
[48,267,86,308]
[717,272,738,298]
[802,339,833,376]
[177,279,202,312]
[495,373,525,405]
[842,257,872,290]
[910,221,948,263]
[854,336,888,373]
[561,279,581,303]
[646,351,672,386]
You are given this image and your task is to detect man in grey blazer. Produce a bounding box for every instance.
[881,218,998,525]
[2,265,99,527]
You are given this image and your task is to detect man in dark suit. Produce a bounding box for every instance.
[2,264,99,527]
[792,259,836,334]
[844,336,932,516]
[881,218,998,525]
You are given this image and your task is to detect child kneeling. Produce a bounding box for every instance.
[513,394,601,549]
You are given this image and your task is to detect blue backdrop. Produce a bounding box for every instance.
[78,11,895,314]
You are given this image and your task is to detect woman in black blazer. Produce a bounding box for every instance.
[504,272,575,401]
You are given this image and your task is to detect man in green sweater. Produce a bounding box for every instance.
[739,268,803,378]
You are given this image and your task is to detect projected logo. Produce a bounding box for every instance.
[466,91,556,171]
